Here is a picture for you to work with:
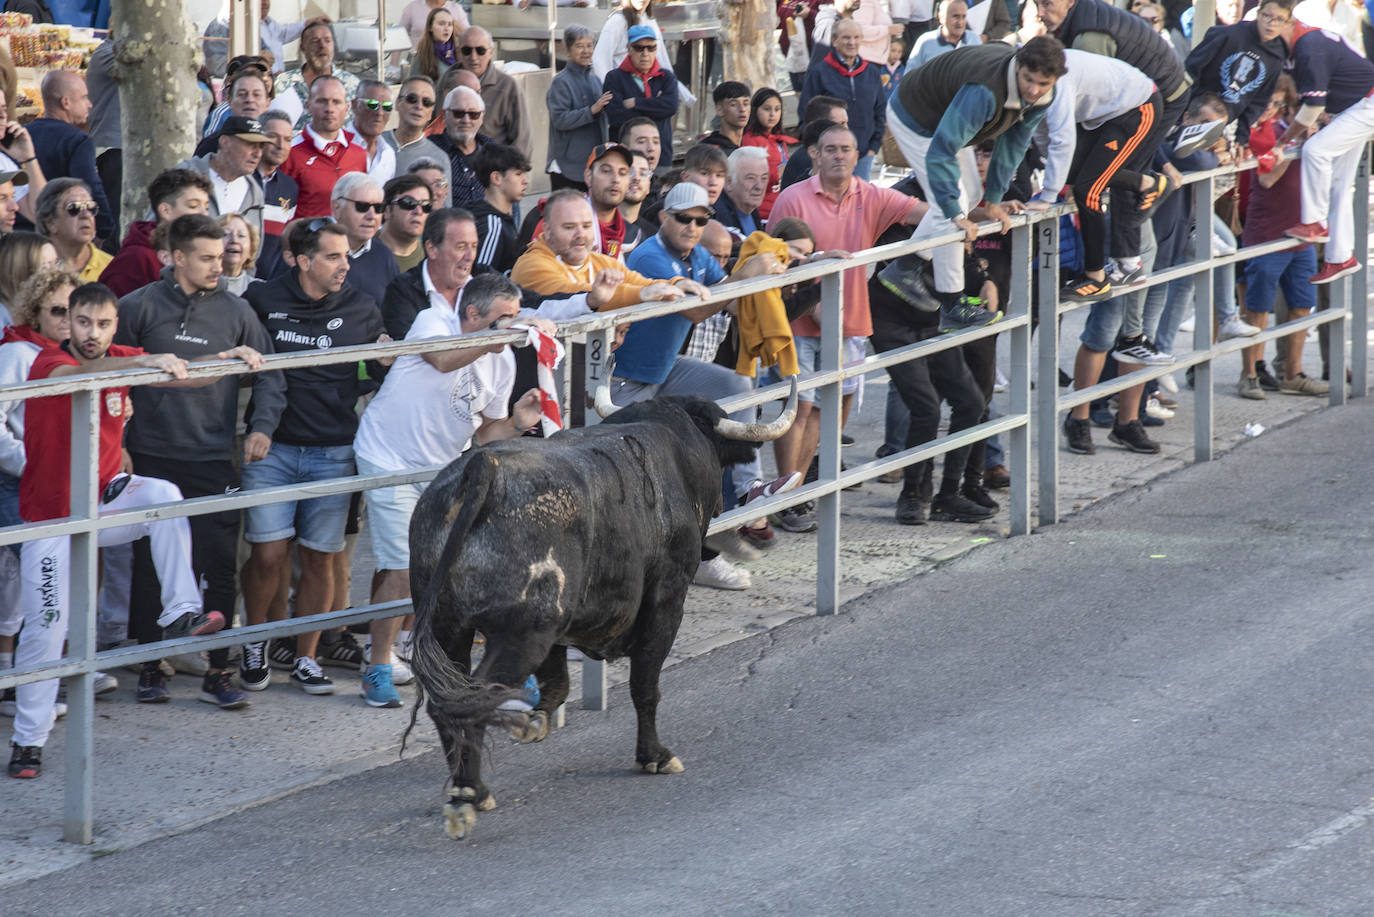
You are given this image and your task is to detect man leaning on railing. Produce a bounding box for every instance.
[9,283,249,781]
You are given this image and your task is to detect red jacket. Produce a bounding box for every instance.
[281,126,368,218]
[99,220,162,298]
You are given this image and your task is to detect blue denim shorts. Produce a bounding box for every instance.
[1079,295,1129,353]
[242,443,356,553]
[794,335,866,403]
[1243,246,1317,313]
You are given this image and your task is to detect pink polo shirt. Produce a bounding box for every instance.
[767,175,920,338]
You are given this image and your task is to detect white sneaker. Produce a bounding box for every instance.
[693,555,752,591]
[1177,315,1195,334]
[92,671,118,695]
[993,368,1009,393]
[1145,398,1175,420]
[1218,316,1260,340]
[362,642,414,685]
[1159,373,1179,394]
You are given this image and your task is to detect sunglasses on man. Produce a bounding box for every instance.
[345,199,385,214]
[391,196,433,213]
[460,45,490,56]
[670,212,709,227]
[449,109,483,121]
[64,201,98,216]
[402,92,436,108]
[357,99,394,112]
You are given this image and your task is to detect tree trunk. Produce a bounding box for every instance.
[111,0,202,239]
[721,0,777,94]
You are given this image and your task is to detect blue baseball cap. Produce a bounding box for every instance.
[626,25,656,46]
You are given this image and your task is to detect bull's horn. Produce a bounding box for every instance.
[714,376,799,442]
[593,356,621,418]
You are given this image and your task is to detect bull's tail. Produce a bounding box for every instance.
[402,453,523,760]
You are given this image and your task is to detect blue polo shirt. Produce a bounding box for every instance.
[616,233,726,384]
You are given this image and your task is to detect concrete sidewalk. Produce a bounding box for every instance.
[0,310,1356,887]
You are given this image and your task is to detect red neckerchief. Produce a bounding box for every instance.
[824,50,868,78]
[600,207,627,257]
[1,325,58,347]
[618,55,664,96]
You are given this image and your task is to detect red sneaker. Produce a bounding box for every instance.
[1285,221,1330,244]
[1308,257,1361,285]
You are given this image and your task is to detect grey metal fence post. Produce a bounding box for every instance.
[63,389,99,845]
[580,328,613,710]
[1330,275,1349,407]
[1350,142,1369,399]
[1008,221,1032,535]
[1192,176,1215,464]
[815,271,843,616]
[1035,217,1061,527]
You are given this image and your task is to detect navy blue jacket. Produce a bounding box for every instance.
[1185,21,1288,145]
[23,117,114,238]
[798,52,887,156]
[346,239,400,307]
[604,66,680,165]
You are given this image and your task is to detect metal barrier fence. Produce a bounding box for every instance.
[0,143,1368,844]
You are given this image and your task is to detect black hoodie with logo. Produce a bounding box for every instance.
[243,271,386,446]
[115,267,285,460]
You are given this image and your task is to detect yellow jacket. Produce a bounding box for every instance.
[511,238,657,311]
[732,232,799,378]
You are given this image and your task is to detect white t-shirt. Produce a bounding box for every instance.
[353,304,515,472]
[209,166,250,215]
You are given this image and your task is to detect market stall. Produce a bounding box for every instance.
[0,13,103,120]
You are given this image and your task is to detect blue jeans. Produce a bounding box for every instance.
[855,154,875,182]
[242,443,356,553]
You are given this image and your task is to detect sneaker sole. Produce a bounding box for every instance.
[361,691,403,708]
[238,673,271,692]
[928,510,997,522]
[769,515,818,534]
[1065,441,1096,455]
[940,311,1003,334]
[170,612,227,639]
[291,680,336,695]
[1107,432,1161,454]
[895,512,926,526]
[198,691,250,710]
[135,692,170,704]
[1285,229,1329,244]
[1309,265,1361,285]
[878,276,941,311]
[8,765,39,779]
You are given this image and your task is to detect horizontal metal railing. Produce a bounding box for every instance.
[2,141,1367,844]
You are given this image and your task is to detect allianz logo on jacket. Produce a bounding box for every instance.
[275,328,334,349]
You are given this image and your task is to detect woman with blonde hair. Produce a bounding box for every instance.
[0,232,58,326]
[220,213,260,296]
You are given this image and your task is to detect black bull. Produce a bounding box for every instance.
[403,382,798,839]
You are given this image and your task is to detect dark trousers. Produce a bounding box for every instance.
[127,454,240,669]
[960,335,998,483]
[96,148,122,253]
[870,318,984,495]
[1069,93,1162,270]
[1108,91,1186,263]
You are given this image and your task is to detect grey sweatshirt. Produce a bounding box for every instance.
[114,268,286,460]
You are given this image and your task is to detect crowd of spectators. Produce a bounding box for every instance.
[3,0,1373,781]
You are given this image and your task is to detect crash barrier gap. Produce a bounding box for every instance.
[0,142,1368,844]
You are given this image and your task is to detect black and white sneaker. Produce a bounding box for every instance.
[1112,334,1175,366]
[289,656,335,695]
[238,641,271,691]
[1106,259,1147,286]
[318,631,365,669]
[1108,419,1161,454]
[267,639,296,671]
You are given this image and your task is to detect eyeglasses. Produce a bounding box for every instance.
[307,216,336,232]
[44,305,68,317]
[345,199,385,214]
[63,201,98,216]
[402,93,436,108]
[460,46,490,56]
[670,212,710,227]
[449,109,483,120]
[392,196,433,213]
[357,99,394,112]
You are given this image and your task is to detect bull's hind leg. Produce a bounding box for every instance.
[473,632,559,745]
[629,593,687,775]
[527,645,571,741]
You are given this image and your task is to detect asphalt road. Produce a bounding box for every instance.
[8,399,1374,917]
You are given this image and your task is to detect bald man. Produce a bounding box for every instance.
[455,26,532,159]
[24,69,114,238]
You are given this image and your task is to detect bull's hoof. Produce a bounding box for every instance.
[477,793,497,812]
[503,710,550,744]
[443,801,477,839]
[642,755,684,775]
